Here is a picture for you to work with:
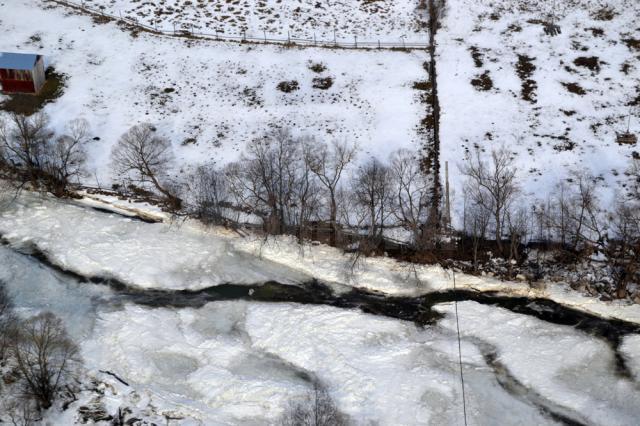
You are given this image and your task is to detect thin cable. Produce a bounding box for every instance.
[452,269,468,426]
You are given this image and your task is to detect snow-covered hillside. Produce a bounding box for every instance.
[438,0,640,209]
[0,0,428,185]
[78,0,427,40]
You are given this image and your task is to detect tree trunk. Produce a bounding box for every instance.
[329,189,337,246]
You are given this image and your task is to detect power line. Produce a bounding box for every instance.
[452,269,468,426]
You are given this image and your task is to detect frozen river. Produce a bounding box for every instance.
[2,242,640,425]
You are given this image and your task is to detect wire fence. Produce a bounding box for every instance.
[47,0,429,50]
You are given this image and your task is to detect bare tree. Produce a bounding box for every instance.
[506,206,530,267]
[463,193,492,271]
[291,140,322,243]
[0,112,52,186]
[280,383,348,426]
[43,119,89,196]
[111,123,180,208]
[226,128,299,235]
[2,398,40,426]
[0,114,89,198]
[308,140,357,246]
[389,149,430,247]
[460,147,520,256]
[189,164,228,225]
[548,172,604,256]
[605,200,640,298]
[0,280,15,361]
[10,312,81,410]
[353,158,392,247]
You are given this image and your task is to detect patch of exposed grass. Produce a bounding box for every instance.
[516,55,536,103]
[468,46,483,68]
[574,56,600,73]
[276,80,299,93]
[562,82,586,96]
[471,71,493,91]
[591,6,617,21]
[622,38,640,51]
[312,77,333,90]
[308,62,327,73]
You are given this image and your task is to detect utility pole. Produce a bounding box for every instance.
[445,161,451,233]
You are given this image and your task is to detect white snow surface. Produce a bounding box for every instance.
[82,300,555,425]
[0,0,428,186]
[621,334,640,382]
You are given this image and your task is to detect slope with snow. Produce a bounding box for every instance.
[1,0,428,185]
[438,0,640,212]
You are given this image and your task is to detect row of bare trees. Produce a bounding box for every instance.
[186,128,434,251]
[0,283,82,423]
[460,145,640,298]
[1,114,637,296]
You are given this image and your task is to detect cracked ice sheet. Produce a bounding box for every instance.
[82,301,551,425]
[435,301,640,426]
[0,193,310,290]
[0,245,111,339]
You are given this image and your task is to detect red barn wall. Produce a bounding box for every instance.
[0,68,37,94]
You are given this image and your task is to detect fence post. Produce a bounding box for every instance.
[287,30,290,43]
[243,30,246,41]
[354,35,357,48]
[263,30,267,42]
[378,40,381,49]
[313,33,316,46]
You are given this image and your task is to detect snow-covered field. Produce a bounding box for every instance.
[77,0,427,40]
[0,0,428,185]
[438,0,640,211]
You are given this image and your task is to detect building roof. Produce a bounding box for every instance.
[0,52,40,70]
